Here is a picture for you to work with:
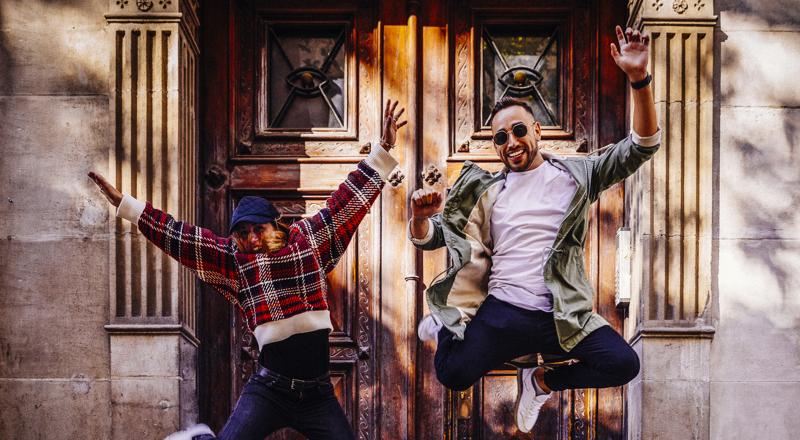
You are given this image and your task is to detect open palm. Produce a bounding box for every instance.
[380,99,407,150]
[610,25,650,82]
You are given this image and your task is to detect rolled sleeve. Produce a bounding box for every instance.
[631,128,661,148]
[408,218,434,245]
[116,194,146,224]
[363,141,399,180]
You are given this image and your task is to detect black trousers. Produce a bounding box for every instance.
[434,295,640,391]
[197,369,354,440]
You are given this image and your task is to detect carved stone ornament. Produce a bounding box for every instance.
[115,0,129,9]
[693,0,706,11]
[672,0,689,14]
[136,0,153,11]
[652,0,664,11]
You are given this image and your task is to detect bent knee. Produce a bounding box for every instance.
[435,366,476,391]
[614,348,640,384]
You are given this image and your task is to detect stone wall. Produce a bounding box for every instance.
[0,0,113,438]
[712,1,800,438]
[0,0,200,438]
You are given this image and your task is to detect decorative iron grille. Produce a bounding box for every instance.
[267,24,348,129]
[481,25,561,127]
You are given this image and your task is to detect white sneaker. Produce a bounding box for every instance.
[164,423,214,440]
[514,368,552,433]
[417,314,443,343]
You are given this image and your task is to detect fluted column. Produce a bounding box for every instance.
[625,1,717,438]
[104,0,200,437]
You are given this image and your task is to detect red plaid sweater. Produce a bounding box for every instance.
[117,147,397,346]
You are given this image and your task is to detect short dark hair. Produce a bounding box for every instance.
[488,97,535,125]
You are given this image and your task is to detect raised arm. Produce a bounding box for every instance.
[88,172,239,294]
[589,25,662,198]
[610,25,658,139]
[295,100,405,273]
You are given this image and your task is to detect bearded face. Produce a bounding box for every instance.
[490,105,543,173]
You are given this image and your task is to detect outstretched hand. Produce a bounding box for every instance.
[380,99,408,151]
[610,25,650,82]
[88,171,123,207]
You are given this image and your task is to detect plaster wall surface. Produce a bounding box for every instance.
[713,1,800,438]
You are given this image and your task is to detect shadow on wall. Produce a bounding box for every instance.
[717,0,800,27]
[0,0,107,96]
[0,7,12,95]
[716,2,800,322]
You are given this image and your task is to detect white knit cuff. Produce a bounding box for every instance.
[116,194,146,224]
[363,140,399,180]
[631,128,661,147]
[408,218,434,245]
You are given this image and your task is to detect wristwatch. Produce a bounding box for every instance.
[631,73,652,90]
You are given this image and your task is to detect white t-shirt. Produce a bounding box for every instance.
[488,161,577,312]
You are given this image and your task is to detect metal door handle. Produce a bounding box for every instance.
[389,170,405,187]
[204,166,227,189]
[421,164,442,186]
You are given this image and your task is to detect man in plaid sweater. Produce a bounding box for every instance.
[89,100,406,440]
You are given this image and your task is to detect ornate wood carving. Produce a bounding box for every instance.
[356,219,374,440]
[247,140,363,157]
[227,11,363,160]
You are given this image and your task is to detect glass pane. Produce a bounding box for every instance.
[481,26,560,127]
[268,24,347,129]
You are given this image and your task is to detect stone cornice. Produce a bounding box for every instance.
[628,0,717,28]
[105,323,200,347]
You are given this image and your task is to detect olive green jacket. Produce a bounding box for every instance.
[413,135,659,351]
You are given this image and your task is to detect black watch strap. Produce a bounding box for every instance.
[631,73,652,90]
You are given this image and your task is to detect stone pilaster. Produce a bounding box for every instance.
[104,0,200,437]
[625,1,717,438]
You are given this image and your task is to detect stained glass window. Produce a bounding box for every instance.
[267,24,347,129]
[481,26,561,127]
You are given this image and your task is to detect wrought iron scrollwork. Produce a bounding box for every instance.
[269,27,347,128]
[482,27,559,126]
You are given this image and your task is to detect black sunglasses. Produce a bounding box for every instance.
[493,122,532,146]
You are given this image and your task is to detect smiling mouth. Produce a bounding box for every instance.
[507,149,525,159]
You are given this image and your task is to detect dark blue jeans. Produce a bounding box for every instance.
[197,370,354,440]
[435,295,640,391]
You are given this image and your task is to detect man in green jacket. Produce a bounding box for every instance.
[408,25,660,433]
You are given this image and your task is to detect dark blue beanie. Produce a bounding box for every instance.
[229,196,281,235]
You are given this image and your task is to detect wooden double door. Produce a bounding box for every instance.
[200,0,630,438]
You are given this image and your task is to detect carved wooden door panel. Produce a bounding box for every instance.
[415,0,631,438]
[201,0,384,437]
[202,0,629,438]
